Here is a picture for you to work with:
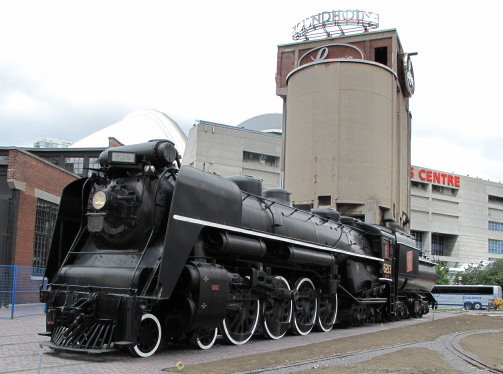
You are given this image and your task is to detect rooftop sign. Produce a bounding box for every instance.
[292,10,379,41]
[410,167,461,188]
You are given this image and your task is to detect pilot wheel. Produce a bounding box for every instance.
[130,313,162,357]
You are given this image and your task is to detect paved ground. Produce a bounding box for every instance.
[0,304,45,320]
[0,310,458,374]
[167,312,503,374]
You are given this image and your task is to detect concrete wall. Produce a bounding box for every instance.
[284,60,409,226]
[410,166,503,266]
[277,29,412,229]
[183,122,282,190]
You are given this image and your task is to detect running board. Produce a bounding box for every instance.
[356,298,388,304]
[379,277,393,283]
[338,284,388,304]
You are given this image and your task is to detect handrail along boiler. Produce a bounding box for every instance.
[40,140,437,356]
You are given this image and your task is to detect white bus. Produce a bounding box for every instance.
[431,285,502,310]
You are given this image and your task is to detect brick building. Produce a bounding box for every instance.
[0,148,77,269]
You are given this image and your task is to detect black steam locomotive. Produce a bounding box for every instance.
[40,140,437,357]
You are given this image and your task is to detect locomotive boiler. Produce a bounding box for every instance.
[40,140,437,357]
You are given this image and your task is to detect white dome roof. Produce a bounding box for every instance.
[71,109,187,155]
[239,113,282,133]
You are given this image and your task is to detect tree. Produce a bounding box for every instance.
[459,259,503,286]
[435,263,450,285]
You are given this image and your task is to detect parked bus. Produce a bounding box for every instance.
[431,285,503,310]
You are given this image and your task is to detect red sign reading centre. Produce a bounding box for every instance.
[410,167,460,188]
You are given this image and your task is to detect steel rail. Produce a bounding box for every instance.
[223,340,433,374]
[442,330,503,374]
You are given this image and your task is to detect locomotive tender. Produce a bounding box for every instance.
[40,140,437,357]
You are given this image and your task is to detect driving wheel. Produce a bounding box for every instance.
[220,298,260,345]
[292,277,318,335]
[316,293,338,332]
[263,276,292,340]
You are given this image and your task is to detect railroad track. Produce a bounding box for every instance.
[196,340,431,374]
[442,330,503,374]
[213,329,503,374]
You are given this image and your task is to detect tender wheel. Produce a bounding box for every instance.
[316,293,338,332]
[292,277,318,335]
[263,276,293,340]
[221,299,260,345]
[473,302,482,311]
[191,327,218,350]
[129,313,162,357]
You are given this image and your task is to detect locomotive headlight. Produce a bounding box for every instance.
[144,165,156,174]
[92,191,107,210]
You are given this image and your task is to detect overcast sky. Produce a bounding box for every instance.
[1,1,502,182]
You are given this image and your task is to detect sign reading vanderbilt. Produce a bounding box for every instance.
[293,10,379,40]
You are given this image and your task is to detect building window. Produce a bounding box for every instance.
[243,151,279,167]
[488,239,503,255]
[32,199,59,271]
[431,233,445,256]
[374,46,388,65]
[432,184,458,196]
[88,157,100,170]
[411,181,428,191]
[488,195,503,205]
[65,157,84,176]
[318,195,331,206]
[410,230,423,249]
[489,221,503,232]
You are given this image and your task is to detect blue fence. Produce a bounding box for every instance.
[0,265,46,319]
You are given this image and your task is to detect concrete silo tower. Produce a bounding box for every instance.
[276,10,415,229]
